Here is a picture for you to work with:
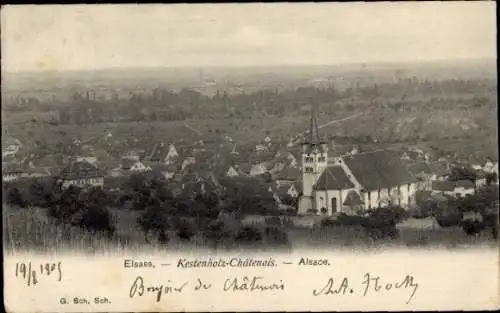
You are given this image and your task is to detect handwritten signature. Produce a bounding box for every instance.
[15,262,62,286]
[313,273,419,304]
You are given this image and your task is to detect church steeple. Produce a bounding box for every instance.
[308,103,322,145]
[303,102,327,153]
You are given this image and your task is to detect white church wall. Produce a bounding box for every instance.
[400,183,410,208]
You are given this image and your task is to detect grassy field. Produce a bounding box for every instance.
[4,205,497,255]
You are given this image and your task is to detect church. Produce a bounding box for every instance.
[298,109,420,216]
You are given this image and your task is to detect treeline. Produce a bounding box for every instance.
[3,78,496,126]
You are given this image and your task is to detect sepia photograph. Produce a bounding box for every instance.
[2,2,498,312]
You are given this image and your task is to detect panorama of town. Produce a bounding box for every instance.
[2,3,498,253]
[3,64,499,252]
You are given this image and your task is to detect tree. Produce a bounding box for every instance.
[485,172,498,186]
[72,204,116,237]
[176,219,196,241]
[449,167,477,183]
[6,187,24,208]
[202,220,233,249]
[136,202,171,244]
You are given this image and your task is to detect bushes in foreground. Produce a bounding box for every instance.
[320,208,401,241]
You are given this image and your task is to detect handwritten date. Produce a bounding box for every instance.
[15,262,62,286]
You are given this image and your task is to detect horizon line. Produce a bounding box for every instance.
[3,57,496,76]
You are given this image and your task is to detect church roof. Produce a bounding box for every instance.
[341,150,417,190]
[313,166,354,190]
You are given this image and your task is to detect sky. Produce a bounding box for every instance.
[1,2,497,73]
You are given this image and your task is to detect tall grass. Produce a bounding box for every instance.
[3,205,497,255]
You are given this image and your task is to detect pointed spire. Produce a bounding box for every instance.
[308,102,322,145]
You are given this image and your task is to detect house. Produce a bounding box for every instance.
[431,180,475,197]
[297,108,421,216]
[76,156,98,165]
[475,171,488,188]
[2,138,22,159]
[249,163,268,176]
[110,158,151,177]
[275,182,299,199]
[123,159,150,172]
[483,158,499,175]
[181,155,196,171]
[225,165,240,177]
[255,144,266,152]
[164,144,179,164]
[472,164,483,171]
[146,142,179,165]
[2,163,23,182]
[59,160,104,189]
[264,135,272,144]
[454,180,475,197]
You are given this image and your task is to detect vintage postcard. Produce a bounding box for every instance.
[2,2,498,312]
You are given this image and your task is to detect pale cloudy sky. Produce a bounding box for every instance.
[1,2,496,72]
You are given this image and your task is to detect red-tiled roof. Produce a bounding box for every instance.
[314,166,355,190]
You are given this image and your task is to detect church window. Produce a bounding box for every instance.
[318,156,325,162]
[305,156,314,163]
[305,167,314,173]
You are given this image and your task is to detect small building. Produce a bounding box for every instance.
[454,180,475,197]
[275,182,299,199]
[164,144,179,164]
[249,163,268,176]
[2,163,23,182]
[59,160,104,189]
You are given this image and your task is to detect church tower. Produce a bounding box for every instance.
[299,104,328,212]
